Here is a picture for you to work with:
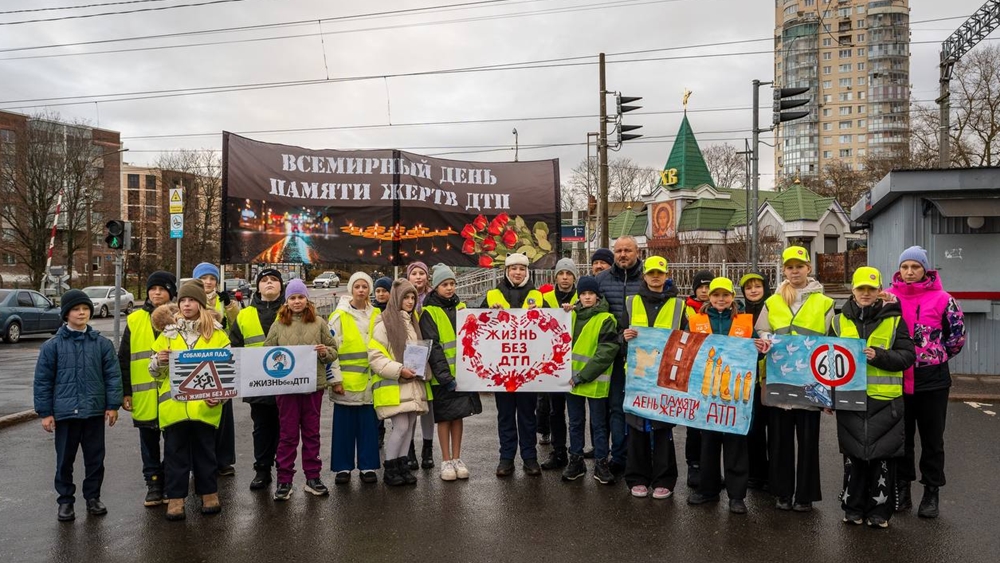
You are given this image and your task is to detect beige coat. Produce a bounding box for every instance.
[263,313,339,391]
[368,313,429,420]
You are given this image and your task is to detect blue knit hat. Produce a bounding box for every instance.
[577,276,601,297]
[374,277,392,292]
[898,246,929,271]
[192,262,220,281]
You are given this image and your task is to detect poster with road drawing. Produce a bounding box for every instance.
[764,334,867,411]
[624,327,758,435]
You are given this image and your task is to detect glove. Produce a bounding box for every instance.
[218,291,231,306]
[442,380,457,393]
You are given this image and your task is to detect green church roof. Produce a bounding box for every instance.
[767,184,837,222]
[608,207,647,238]
[660,114,716,190]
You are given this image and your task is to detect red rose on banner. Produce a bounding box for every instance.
[461,224,476,240]
[478,255,494,268]
[481,237,497,252]
[473,214,488,231]
[501,229,518,248]
[458,212,553,267]
[462,239,476,254]
[458,309,572,392]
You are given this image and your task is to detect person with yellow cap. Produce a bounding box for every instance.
[686,277,755,514]
[622,256,688,500]
[754,246,834,512]
[832,267,914,528]
[738,271,773,492]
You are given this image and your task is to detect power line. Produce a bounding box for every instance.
[0,0,248,26]
[0,0,178,15]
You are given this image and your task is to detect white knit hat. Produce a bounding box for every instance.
[505,253,529,267]
[348,271,373,292]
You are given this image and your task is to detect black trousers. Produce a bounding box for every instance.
[215,400,236,468]
[249,402,280,470]
[685,427,702,466]
[164,421,218,499]
[495,393,538,461]
[54,416,106,505]
[843,456,896,521]
[536,393,567,452]
[900,388,948,487]
[768,409,822,504]
[137,426,163,484]
[699,430,749,500]
[625,425,678,490]
[747,384,771,485]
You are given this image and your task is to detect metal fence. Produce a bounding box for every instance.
[455,261,781,305]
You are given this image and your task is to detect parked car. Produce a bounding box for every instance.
[82,286,135,317]
[312,271,340,288]
[224,278,251,304]
[0,289,62,343]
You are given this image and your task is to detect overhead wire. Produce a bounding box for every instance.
[0,0,248,26]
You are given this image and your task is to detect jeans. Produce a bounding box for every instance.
[566,394,608,460]
[608,359,628,466]
[495,392,537,461]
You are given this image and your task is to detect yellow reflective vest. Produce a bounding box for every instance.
[152,329,231,429]
[486,288,543,309]
[369,338,432,408]
[764,292,834,336]
[542,290,577,309]
[421,302,467,384]
[329,309,372,393]
[627,295,686,329]
[570,311,615,398]
[236,307,266,347]
[832,315,904,401]
[126,309,159,424]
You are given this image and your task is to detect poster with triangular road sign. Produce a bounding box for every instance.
[169,349,238,401]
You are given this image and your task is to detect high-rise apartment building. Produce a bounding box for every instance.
[774,0,910,182]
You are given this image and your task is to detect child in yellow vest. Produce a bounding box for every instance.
[687,278,754,514]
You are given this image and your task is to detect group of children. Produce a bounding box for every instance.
[33,244,939,529]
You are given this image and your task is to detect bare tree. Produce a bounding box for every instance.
[566,156,658,208]
[701,143,746,189]
[154,150,223,274]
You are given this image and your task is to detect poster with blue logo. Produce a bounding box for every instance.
[169,349,240,401]
[239,345,318,397]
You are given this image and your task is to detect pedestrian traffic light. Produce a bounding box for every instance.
[773,87,811,125]
[105,220,131,250]
[616,94,643,144]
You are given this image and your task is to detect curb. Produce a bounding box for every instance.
[951,394,1000,402]
[0,410,37,429]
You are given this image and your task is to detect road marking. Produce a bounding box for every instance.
[965,401,996,417]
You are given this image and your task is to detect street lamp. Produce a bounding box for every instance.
[512,128,519,162]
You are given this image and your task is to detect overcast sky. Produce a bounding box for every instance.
[0,0,992,194]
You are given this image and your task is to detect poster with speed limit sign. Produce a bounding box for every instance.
[763,335,868,411]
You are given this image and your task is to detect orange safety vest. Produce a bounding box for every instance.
[688,312,754,338]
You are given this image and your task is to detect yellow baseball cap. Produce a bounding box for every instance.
[708,277,735,295]
[852,266,882,289]
[782,246,810,264]
[643,256,668,274]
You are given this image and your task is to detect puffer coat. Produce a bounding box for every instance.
[34,325,123,420]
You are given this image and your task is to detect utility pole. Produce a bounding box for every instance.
[598,52,609,249]
[750,79,772,270]
[113,251,122,345]
[735,139,752,262]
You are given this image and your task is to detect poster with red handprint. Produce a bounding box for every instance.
[455,308,573,392]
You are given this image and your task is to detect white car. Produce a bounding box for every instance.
[82,286,135,317]
[312,272,340,288]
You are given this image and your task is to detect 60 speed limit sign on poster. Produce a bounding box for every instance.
[763,335,867,411]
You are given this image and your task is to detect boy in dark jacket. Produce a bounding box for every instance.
[34,289,123,522]
[832,267,915,529]
[561,276,619,484]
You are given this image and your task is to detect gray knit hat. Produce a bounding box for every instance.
[555,257,577,278]
[431,263,457,289]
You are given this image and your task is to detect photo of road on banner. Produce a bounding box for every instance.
[403,339,433,380]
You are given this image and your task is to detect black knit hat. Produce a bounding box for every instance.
[60,289,93,321]
[146,270,177,299]
[591,248,614,266]
[692,270,714,290]
[256,268,283,290]
[577,276,601,297]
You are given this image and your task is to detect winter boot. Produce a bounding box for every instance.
[540,449,568,470]
[918,486,940,518]
[593,459,615,485]
[200,493,221,515]
[895,480,912,512]
[144,479,164,507]
[561,455,586,481]
[249,466,272,491]
[406,441,419,471]
[421,439,435,469]
[399,457,419,485]
[382,458,405,487]
[165,498,185,521]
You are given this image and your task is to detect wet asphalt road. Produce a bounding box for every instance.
[1,396,999,563]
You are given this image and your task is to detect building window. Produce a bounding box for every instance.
[858,105,866,113]
[823,123,832,131]
[822,38,832,47]
[840,106,853,115]
[858,119,866,128]
[823,151,832,158]
[857,76,866,85]
[857,62,865,71]
[823,137,833,146]
[823,52,832,60]
[839,63,852,72]
[839,78,852,87]
[859,91,866,99]
[840,134,853,144]
[839,49,851,58]
[1,253,14,265]
[839,120,852,129]
[805,0,815,5]
[145,175,156,190]
[823,66,832,75]
[823,80,832,89]
[858,135,866,143]
[840,149,853,158]
[857,19,865,27]
[839,92,854,101]
[127,190,139,206]
[838,7,851,18]
[857,5,865,14]
[857,48,865,56]
[857,33,865,42]
[823,94,832,103]
[858,148,866,157]
[823,108,832,117]
[127,174,139,189]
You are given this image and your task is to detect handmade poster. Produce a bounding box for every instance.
[222,132,561,268]
[455,308,572,392]
[763,334,868,411]
[169,349,239,401]
[239,346,318,398]
[624,327,759,435]
[404,340,433,379]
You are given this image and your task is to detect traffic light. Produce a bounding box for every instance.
[616,94,643,144]
[773,87,811,125]
[105,220,132,250]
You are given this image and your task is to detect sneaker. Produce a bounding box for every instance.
[686,464,701,489]
[496,458,515,477]
[86,498,108,516]
[360,471,378,484]
[867,515,889,528]
[729,499,748,514]
[895,480,912,512]
[792,502,813,512]
[687,492,720,505]
[334,471,351,485]
[218,465,236,477]
[523,459,542,476]
[273,482,293,501]
[843,512,864,525]
[593,459,615,485]
[441,460,458,481]
[144,483,164,507]
[776,497,793,511]
[631,485,649,498]
[539,433,552,445]
[453,459,470,480]
[540,450,568,470]
[561,455,586,481]
[652,487,674,500]
[305,478,329,496]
